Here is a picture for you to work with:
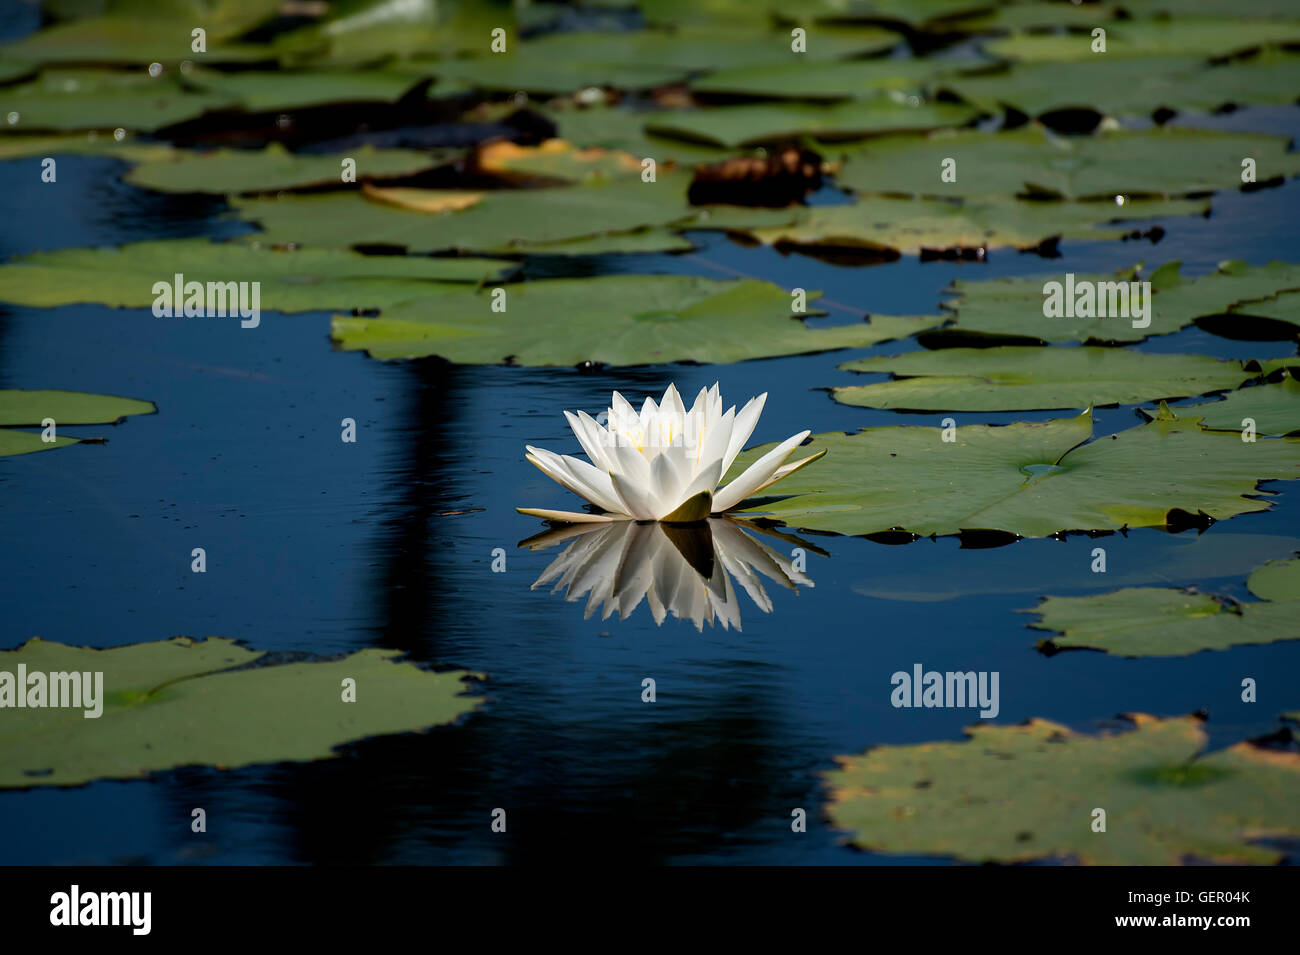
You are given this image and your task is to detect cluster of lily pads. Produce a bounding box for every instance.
[2,0,1299,864]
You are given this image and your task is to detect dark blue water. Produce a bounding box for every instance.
[1,5,1297,863]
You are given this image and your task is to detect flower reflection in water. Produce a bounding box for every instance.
[519,517,818,631]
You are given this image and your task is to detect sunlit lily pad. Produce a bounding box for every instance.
[732,406,1300,537]
[1025,558,1300,656]
[124,143,448,194]
[0,69,235,132]
[985,19,1300,63]
[834,347,1255,411]
[937,261,1300,344]
[943,51,1300,121]
[1229,290,1300,330]
[744,194,1208,257]
[0,388,156,458]
[826,715,1300,864]
[832,126,1300,200]
[0,239,513,312]
[1179,375,1300,437]
[331,275,937,364]
[646,99,979,149]
[0,636,482,788]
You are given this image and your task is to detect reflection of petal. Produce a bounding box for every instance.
[522,517,817,629]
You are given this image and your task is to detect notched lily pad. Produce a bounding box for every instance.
[0,239,514,313]
[834,347,1257,412]
[327,275,929,365]
[732,407,1300,537]
[0,389,156,458]
[825,715,1300,864]
[1026,555,1300,657]
[0,636,483,788]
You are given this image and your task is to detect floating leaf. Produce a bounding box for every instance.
[124,143,447,194]
[645,99,978,148]
[691,58,963,101]
[232,173,701,253]
[0,132,177,162]
[0,69,234,132]
[331,275,936,364]
[744,194,1208,257]
[0,389,156,427]
[1229,290,1300,329]
[545,105,735,165]
[832,126,1300,200]
[943,52,1300,120]
[732,407,1300,537]
[1180,376,1300,437]
[0,13,271,66]
[826,715,1300,864]
[476,139,644,183]
[179,66,425,111]
[0,389,156,458]
[1025,557,1300,656]
[0,636,482,788]
[0,240,514,312]
[985,19,1300,62]
[834,347,1253,411]
[937,261,1300,344]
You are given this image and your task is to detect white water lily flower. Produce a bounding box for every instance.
[518,382,825,523]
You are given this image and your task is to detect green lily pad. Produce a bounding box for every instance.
[544,106,735,165]
[825,715,1300,864]
[498,230,695,255]
[943,51,1300,120]
[744,194,1208,256]
[179,66,426,111]
[331,275,935,364]
[433,55,686,96]
[0,132,177,162]
[691,58,962,101]
[1180,376,1300,437]
[0,239,513,312]
[0,15,271,67]
[231,171,705,253]
[938,261,1300,344]
[834,347,1253,412]
[124,143,449,194]
[833,126,1300,200]
[0,69,234,132]
[1229,290,1300,329]
[0,389,156,426]
[986,19,1300,62]
[1025,557,1300,656]
[271,0,515,66]
[0,388,156,458]
[732,406,1300,537]
[645,98,979,148]
[0,636,482,788]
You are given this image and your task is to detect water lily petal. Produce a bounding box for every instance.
[722,392,767,474]
[712,429,810,513]
[516,507,619,523]
[526,446,626,515]
[609,469,660,520]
